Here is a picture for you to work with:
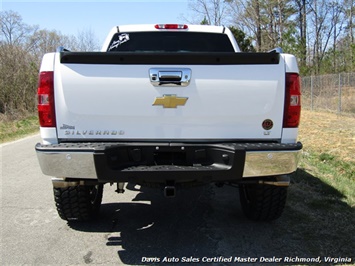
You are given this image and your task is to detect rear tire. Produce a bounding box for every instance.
[54,184,103,221]
[239,183,287,221]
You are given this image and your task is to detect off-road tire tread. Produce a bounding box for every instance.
[239,184,287,221]
[54,185,103,221]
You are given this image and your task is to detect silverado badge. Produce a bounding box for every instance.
[153,95,188,108]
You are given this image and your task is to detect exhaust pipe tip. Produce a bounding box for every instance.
[164,186,176,198]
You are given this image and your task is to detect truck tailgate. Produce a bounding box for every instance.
[54,52,285,141]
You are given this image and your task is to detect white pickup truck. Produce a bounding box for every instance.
[35,24,302,222]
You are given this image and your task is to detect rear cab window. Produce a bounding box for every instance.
[107,32,235,52]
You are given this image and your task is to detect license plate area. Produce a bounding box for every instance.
[106,146,216,170]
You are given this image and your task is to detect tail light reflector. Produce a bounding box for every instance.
[37,71,56,127]
[283,73,301,128]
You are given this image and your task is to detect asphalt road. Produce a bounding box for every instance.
[2,135,348,265]
[1,134,238,265]
[0,134,258,265]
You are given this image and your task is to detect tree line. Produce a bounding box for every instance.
[0,10,100,117]
[184,0,355,75]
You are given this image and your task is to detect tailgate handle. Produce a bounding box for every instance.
[150,68,191,87]
[159,71,182,81]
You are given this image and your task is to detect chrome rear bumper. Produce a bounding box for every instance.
[36,142,302,183]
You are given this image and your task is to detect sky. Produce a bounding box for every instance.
[2,0,191,45]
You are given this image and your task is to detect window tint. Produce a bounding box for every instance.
[107,32,234,52]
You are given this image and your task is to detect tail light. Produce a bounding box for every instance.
[283,73,301,128]
[37,71,56,127]
[155,24,188,30]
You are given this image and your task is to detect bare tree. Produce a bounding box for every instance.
[0,10,37,46]
[343,0,354,71]
[230,0,297,51]
[75,27,100,51]
[182,0,232,25]
[294,0,308,67]
[0,11,38,115]
[345,0,354,44]
[229,0,263,51]
[0,44,38,115]
[27,29,78,63]
[261,0,296,49]
[308,0,345,74]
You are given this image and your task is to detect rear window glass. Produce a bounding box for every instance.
[107,32,234,52]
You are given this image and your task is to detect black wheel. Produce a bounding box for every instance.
[239,183,287,221]
[54,184,104,221]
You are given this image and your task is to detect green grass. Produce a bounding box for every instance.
[284,151,355,258]
[302,152,354,207]
[0,115,39,143]
[297,110,355,209]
